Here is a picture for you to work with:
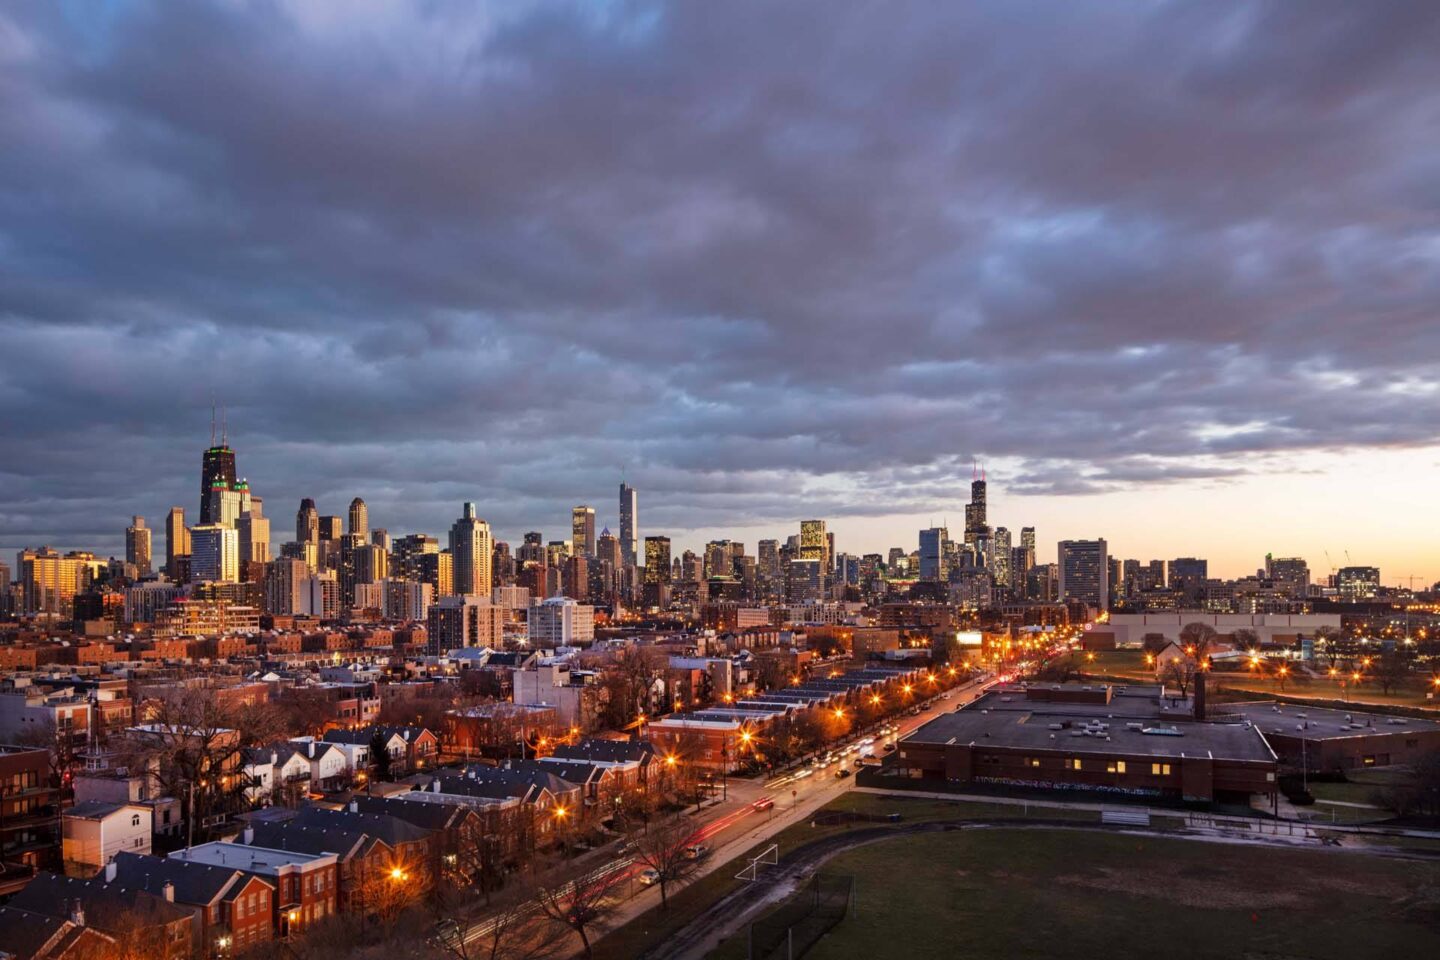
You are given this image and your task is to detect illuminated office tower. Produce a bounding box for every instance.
[644,536,672,584]
[918,527,949,582]
[449,502,493,597]
[190,524,240,584]
[165,507,191,579]
[239,500,270,563]
[125,516,153,576]
[992,527,1013,590]
[1058,539,1108,608]
[199,435,237,525]
[571,505,596,557]
[964,473,988,546]
[348,497,369,540]
[799,520,828,570]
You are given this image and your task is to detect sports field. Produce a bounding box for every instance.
[711,827,1440,960]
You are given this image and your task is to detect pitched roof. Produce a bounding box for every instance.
[322,727,393,746]
[9,871,193,932]
[110,851,269,906]
[550,738,655,765]
[293,806,432,846]
[245,821,375,861]
[346,794,470,831]
[0,906,73,960]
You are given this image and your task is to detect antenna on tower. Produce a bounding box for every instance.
[972,458,978,481]
[221,404,228,446]
[210,400,217,446]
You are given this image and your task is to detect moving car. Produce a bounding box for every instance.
[835,767,851,778]
[683,843,710,860]
[752,797,775,811]
[638,868,661,886]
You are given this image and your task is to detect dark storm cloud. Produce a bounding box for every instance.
[2,0,1439,557]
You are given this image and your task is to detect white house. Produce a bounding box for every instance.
[291,739,349,790]
[62,800,152,876]
[241,748,276,805]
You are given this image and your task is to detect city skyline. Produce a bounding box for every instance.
[2,424,1432,586]
[3,3,1439,583]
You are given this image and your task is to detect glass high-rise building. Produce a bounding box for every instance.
[1058,539,1108,608]
[619,483,638,567]
[918,527,948,582]
[964,477,988,546]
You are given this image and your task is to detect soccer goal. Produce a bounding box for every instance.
[734,843,779,881]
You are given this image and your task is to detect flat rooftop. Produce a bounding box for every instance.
[905,707,1275,763]
[170,841,337,873]
[1224,701,1440,741]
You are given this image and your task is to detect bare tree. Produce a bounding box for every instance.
[1230,628,1259,654]
[1313,626,1343,670]
[1372,651,1410,696]
[1160,658,1197,698]
[1179,622,1219,666]
[532,864,628,960]
[432,876,564,960]
[629,813,700,910]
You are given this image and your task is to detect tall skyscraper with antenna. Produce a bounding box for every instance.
[199,405,237,525]
[964,461,988,547]
[619,482,638,567]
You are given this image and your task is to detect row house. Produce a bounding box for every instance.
[320,724,441,776]
[0,903,116,959]
[169,836,339,939]
[7,870,194,960]
[110,851,276,957]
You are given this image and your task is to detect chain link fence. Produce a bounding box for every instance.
[748,874,854,960]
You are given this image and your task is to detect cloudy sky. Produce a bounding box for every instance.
[3,1,1439,582]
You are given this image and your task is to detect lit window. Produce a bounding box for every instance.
[1151,763,1171,776]
[1027,757,1040,768]
[1068,758,1082,770]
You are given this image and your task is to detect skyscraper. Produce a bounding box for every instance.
[1058,539,1108,608]
[164,507,190,580]
[199,415,237,526]
[125,516,152,576]
[571,505,596,557]
[348,497,369,539]
[190,524,240,584]
[644,536,671,584]
[992,526,1013,590]
[799,520,828,570]
[1169,557,1208,602]
[449,502,494,597]
[919,527,949,582]
[296,498,319,544]
[239,500,270,563]
[619,483,638,566]
[964,473,988,546]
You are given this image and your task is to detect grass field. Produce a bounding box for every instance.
[710,828,1440,960]
[589,793,1100,960]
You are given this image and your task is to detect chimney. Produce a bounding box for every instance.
[162,881,175,902]
[70,899,85,926]
[104,860,117,883]
[271,750,278,765]
[432,778,441,793]
[348,800,358,813]
[1193,671,1206,721]
[308,742,316,758]
[242,826,255,845]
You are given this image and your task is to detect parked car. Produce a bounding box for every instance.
[883,743,897,752]
[638,868,661,886]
